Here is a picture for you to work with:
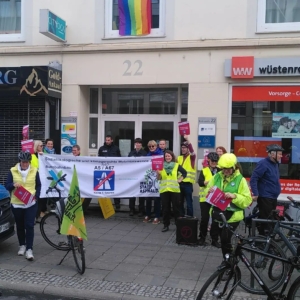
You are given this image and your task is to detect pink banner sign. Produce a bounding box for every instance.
[22,125,29,140]
[178,121,190,136]
[21,139,34,154]
[151,156,164,171]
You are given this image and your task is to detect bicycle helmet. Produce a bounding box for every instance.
[181,142,189,148]
[207,152,219,162]
[266,144,284,153]
[218,153,237,169]
[18,151,32,162]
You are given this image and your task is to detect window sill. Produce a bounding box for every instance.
[102,35,166,40]
[0,40,25,43]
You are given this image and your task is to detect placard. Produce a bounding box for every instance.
[98,198,115,219]
[21,139,34,154]
[22,125,29,140]
[151,156,164,170]
[178,121,190,135]
[14,186,35,205]
[206,186,231,211]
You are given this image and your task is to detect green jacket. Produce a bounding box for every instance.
[206,170,252,223]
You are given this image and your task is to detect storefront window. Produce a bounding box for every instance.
[90,88,98,114]
[181,88,188,115]
[102,88,177,114]
[0,0,21,34]
[231,86,300,194]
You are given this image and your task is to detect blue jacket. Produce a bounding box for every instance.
[250,157,281,199]
[147,148,164,156]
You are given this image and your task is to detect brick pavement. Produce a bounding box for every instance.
[0,208,269,299]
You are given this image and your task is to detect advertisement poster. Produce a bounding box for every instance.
[272,113,300,138]
[61,117,77,155]
[234,136,281,162]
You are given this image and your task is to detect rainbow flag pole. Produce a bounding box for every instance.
[118,0,152,36]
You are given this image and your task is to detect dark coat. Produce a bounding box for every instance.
[98,142,121,157]
[128,149,147,157]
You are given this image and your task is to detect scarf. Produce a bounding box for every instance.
[17,163,30,183]
[44,147,55,154]
[164,162,175,175]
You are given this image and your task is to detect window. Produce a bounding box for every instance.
[231,86,300,196]
[257,0,300,32]
[0,0,24,42]
[105,0,165,38]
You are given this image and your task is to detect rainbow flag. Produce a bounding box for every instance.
[118,0,152,36]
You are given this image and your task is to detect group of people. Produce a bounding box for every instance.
[5,129,284,263]
[277,116,300,134]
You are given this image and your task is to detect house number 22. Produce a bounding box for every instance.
[123,60,143,76]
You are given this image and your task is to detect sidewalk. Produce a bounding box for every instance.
[0,207,267,300]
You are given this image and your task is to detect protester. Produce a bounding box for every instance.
[72,144,81,156]
[5,151,41,261]
[128,138,147,217]
[206,153,252,257]
[157,150,187,232]
[143,140,164,224]
[198,152,220,247]
[177,135,196,217]
[216,146,227,157]
[250,144,283,235]
[43,138,56,154]
[98,135,122,210]
[31,140,43,169]
[158,139,168,153]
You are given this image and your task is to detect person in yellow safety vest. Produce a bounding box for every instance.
[157,150,187,232]
[206,153,252,258]
[177,135,196,217]
[198,152,221,247]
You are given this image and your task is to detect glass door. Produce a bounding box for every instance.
[104,121,135,156]
[142,121,174,152]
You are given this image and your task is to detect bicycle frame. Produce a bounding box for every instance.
[226,236,299,299]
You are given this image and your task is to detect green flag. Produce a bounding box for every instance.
[60,165,87,240]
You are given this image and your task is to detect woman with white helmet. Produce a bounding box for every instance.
[206,153,252,258]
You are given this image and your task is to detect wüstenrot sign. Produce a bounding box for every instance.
[225,57,300,78]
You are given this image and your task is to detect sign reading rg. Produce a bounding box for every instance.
[0,70,17,84]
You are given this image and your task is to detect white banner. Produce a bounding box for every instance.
[39,154,160,198]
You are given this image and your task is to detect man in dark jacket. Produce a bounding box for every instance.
[128,138,147,216]
[98,135,121,210]
[250,144,284,235]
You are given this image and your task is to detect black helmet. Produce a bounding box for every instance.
[181,142,189,148]
[18,151,32,162]
[266,144,284,153]
[207,152,219,162]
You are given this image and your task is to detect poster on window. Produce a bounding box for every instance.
[272,113,300,138]
[234,136,282,163]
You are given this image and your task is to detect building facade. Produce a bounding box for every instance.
[1,0,300,200]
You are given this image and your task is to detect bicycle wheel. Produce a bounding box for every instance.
[40,212,70,251]
[287,275,300,299]
[69,236,85,274]
[196,265,241,300]
[239,236,287,295]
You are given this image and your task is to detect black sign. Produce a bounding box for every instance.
[48,67,62,98]
[0,65,62,99]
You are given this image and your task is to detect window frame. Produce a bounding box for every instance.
[0,0,25,42]
[104,0,166,39]
[257,0,300,33]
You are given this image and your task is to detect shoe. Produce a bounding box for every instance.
[18,245,26,256]
[211,240,221,248]
[129,210,134,216]
[143,216,151,223]
[152,218,160,225]
[162,226,169,232]
[198,237,206,246]
[25,249,34,261]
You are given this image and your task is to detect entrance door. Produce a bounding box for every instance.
[102,116,178,156]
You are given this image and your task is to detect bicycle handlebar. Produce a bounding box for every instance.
[46,174,67,195]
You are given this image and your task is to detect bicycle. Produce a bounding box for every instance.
[197,213,300,300]
[40,174,86,274]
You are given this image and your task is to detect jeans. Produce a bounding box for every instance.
[146,197,161,219]
[12,202,38,250]
[257,197,277,235]
[161,192,180,227]
[217,221,239,257]
[36,197,47,218]
[179,182,194,217]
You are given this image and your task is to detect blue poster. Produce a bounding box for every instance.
[198,136,215,148]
